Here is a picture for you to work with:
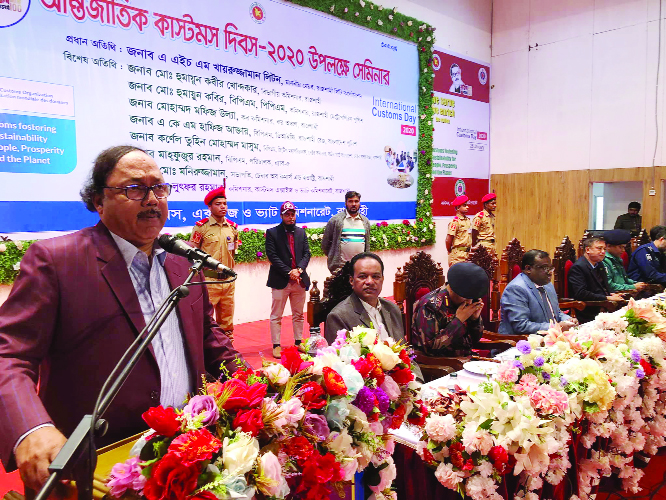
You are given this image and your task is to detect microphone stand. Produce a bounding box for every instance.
[35,259,235,500]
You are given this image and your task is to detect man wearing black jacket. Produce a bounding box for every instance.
[266,201,311,358]
[568,237,624,324]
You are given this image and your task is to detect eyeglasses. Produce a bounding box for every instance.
[533,264,554,273]
[104,183,172,201]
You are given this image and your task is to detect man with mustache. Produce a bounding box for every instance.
[0,145,244,493]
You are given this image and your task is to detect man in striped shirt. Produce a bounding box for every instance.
[322,191,372,273]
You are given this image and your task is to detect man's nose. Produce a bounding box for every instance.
[142,189,159,205]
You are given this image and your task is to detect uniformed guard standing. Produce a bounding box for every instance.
[446,195,472,266]
[190,186,238,341]
[472,193,497,252]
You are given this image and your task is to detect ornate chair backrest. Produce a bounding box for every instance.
[552,236,577,299]
[394,251,445,342]
[466,244,500,330]
[630,229,650,253]
[498,238,526,298]
[577,230,591,259]
[306,261,353,329]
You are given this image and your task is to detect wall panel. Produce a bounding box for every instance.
[490,165,665,256]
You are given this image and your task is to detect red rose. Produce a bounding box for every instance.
[206,381,223,398]
[168,429,221,466]
[407,401,428,426]
[284,436,315,466]
[391,367,415,385]
[389,404,407,429]
[220,379,267,410]
[488,445,510,474]
[232,368,254,383]
[381,221,388,227]
[143,453,199,500]
[142,406,181,437]
[281,346,305,375]
[640,358,656,377]
[399,349,411,366]
[302,451,344,485]
[297,381,327,409]
[189,491,218,500]
[352,357,373,378]
[402,220,410,226]
[232,408,264,436]
[322,367,348,396]
[449,441,465,469]
[421,447,435,464]
[365,354,385,385]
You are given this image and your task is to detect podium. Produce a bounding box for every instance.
[3,433,142,500]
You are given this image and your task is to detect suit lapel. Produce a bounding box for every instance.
[523,274,549,319]
[93,223,156,361]
[351,294,372,328]
[588,263,607,292]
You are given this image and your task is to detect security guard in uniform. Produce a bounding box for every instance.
[190,186,238,340]
[472,193,496,252]
[446,195,472,266]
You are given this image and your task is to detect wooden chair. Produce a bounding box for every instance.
[306,261,353,331]
[393,251,445,342]
[552,236,618,316]
[630,229,650,252]
[577,230,591,259]
[466,244,501,331]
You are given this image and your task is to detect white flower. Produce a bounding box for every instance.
[350,326,377,346]
[377,19,383,25]
[388,14,393,20]
[425,414,457,442]
[423,67,428,73]
[407,20,413,26]
[13,262,21,271]
[393,7,397,13]
[427,36,431,41]
[378,5,383,10]
[15,241,23,251]
[328,430,354,456]
[371,342,401,370]
[222,432,259,476]
[0,244,6,253]
[355,11,359,16]
[330,4,335,12]
[424,189,429,194]
[359,0,365,6]
[263,363,290,385]
[398,236,402,242]
[367,15,372,21]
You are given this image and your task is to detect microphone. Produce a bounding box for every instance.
[158,234,237,277]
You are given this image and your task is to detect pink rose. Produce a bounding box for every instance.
[369,457,397,492]
[424,414,457,443]
[380,375,402,401]
[258,452,289,498]
[107,457,147,498]
[515,373,539,395]
[461,425,493,455]
[281,397,305,427]
[434,462,465,490]
[529,385,569,415]
[496,363,519,383]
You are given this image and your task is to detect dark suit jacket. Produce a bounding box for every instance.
[567,256,611,323]
[0,222,243,470]
[325,293,404,344]
[265,223,311,290]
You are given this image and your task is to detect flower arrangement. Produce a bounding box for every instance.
[417,297,666,500]
[106,327,421,500]
[0,239,33,284]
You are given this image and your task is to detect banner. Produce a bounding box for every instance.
[429,47,489,216]
[0,0,419,232]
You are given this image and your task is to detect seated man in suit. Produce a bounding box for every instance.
[568,236,624,324]
[628,225,666,286]
[603,229,648,294]
[499,249,577,335]
[325,252,403,344]
[411,262,487,356]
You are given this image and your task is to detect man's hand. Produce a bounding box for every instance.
[635,282,648,291]
[15,426,67,491]
[455,301,483,323]
[288,269,301,281]
[559,320,576,332]
[607,293,625,302]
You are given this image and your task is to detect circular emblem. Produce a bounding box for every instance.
[431,53,441,71]
[454,179,466,197]
[478,67,488,85]
[250,2,265,23]
[0,0,30,29]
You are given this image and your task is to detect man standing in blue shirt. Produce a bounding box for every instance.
[628,225,666,286]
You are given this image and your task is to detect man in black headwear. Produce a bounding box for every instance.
[411,262,487,356]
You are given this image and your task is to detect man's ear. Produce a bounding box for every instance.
[93,193,104,215]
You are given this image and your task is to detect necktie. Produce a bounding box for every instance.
[536,286,555,321]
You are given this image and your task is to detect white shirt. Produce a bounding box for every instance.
[360,298,390,341]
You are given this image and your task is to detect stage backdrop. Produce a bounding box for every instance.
[429,47,490,216]
[0,0,419,232]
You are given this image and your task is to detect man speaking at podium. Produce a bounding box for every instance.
[0,146,245,491]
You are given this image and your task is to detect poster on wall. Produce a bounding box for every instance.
[0,0,419,232]
[429,47,489,216]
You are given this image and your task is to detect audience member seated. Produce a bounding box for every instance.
[499,249,577,335]
[628,225,666,286]
[411,262,487,356]
[568,237,624,324]
[602,229,648,293]
[325,252,404,344]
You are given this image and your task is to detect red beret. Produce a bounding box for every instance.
[204,186,226,206]
[452,195,469,207]
[281,201,297,214]
[481,193,496,203]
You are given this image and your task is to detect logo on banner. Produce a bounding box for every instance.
[250,2,266,23]
[0,0,30,28]
[454,179,466,197]
[432,53,441,71]
[478,67,488,85]
[400,124,416,136]
[477,132,488,140]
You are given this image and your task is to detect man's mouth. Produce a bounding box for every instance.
[138,210,162,219]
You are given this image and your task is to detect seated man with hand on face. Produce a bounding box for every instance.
[325,252,404,344]
[568,237,625,324]
[602,229,648,294]
[499,250,577,335]
[411,262,487,356]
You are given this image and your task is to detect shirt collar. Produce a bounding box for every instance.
[109,231,165,269]
[345,210,360,220]
[360,297,382,313]
[210,216,227,226]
